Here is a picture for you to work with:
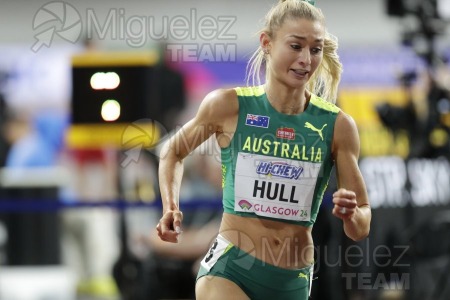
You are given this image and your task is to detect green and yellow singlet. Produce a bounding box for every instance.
[221,85,340,227]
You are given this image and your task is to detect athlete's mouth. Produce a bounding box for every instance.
[291,69,309,76]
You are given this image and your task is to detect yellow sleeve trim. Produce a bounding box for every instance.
[234,85,265,97]
[310,94,340,113]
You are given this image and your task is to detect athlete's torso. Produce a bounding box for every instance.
[217,85,340,269]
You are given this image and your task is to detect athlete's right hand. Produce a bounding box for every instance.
[156,209,183,243]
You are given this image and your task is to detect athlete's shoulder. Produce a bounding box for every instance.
[203,88,238,104]
[333,110,360,153]
[336,109,357,132]
[310,94,340,114]
[196,88,238,122]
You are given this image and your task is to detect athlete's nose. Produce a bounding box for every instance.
[298,47,311,66]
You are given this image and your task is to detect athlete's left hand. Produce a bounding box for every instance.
[332,188,357,220]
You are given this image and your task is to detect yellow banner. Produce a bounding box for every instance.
[66,122,160,149]
[339,88,410,158]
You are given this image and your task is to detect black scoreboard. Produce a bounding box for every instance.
[67,51,184,149]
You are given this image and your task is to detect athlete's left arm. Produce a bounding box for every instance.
[332,112,371,241]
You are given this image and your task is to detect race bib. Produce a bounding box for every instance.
[200,235,232,272]
[234,152,321,222]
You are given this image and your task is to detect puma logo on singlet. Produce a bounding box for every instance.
[304,122,327,141]
[298,273,309,280]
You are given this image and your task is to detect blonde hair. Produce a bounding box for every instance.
[246,0,343,103]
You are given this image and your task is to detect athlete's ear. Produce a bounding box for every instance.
[260,32,272,52]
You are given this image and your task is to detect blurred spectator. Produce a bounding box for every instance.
[0,94,9,167]
[1,107,68,267]
[377,61,450,159]
[412,62,450,158]
[3,110,67,168]
[60,147,120,299]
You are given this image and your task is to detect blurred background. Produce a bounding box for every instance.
[0,0,449,299]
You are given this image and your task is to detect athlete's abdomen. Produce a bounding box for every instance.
[219,213,314,269]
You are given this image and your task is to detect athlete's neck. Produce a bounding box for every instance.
[264,82,310,115]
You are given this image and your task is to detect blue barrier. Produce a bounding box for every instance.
[0,198,224,212]
[0,191,335,212]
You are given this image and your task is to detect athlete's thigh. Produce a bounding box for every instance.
[196,275,249,300]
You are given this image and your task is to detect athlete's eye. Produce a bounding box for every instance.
[311,48,322,55]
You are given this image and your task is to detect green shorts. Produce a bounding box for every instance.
[197,234,312,300]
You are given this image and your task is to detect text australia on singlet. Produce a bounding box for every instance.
[234,136,323,222]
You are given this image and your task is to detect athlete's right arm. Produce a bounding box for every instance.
[156,88,238,243]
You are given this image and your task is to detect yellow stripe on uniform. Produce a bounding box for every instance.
[310,94,340,113]
[234,85,265,97]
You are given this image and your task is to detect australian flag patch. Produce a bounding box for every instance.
[245,114,270,128]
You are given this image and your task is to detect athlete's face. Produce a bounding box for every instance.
[263,18,324,88]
